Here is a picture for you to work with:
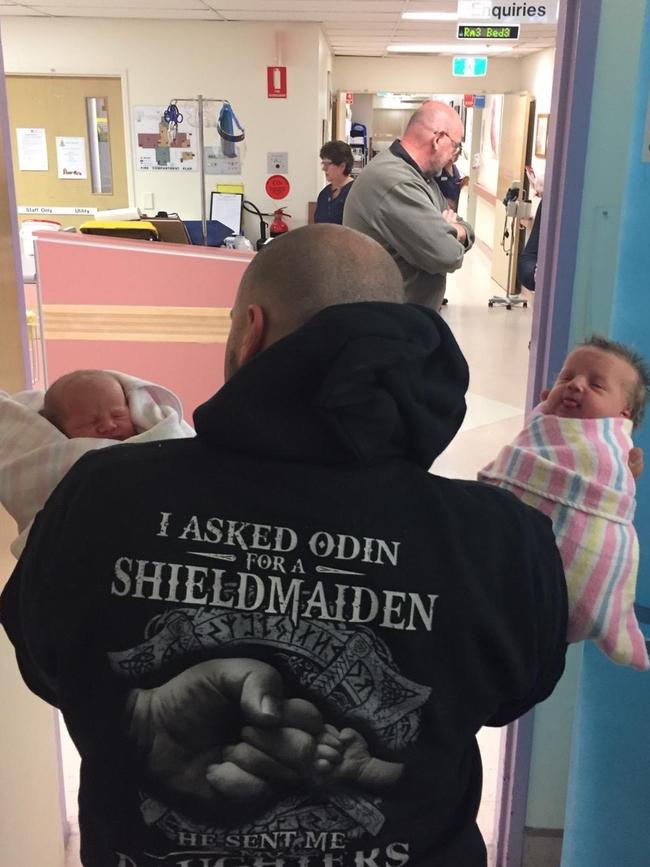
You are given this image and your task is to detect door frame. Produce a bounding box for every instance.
[497,1,604,864]
[0,18,607,866]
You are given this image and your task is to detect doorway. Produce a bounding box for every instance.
[339,79,553,866]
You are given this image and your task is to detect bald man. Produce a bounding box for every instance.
[344,100,475,311]
[2,225,567,867]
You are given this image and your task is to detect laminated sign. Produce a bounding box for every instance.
[456,1,558,24]
[267,67,287,99]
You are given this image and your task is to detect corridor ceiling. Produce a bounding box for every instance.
[0,0,557,57]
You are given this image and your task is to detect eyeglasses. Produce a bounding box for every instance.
[435,131,463,154]
[321,160,334,168]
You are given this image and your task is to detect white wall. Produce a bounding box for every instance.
[519,47,555,182]
[317,30,334,192]
[0,18,329,240]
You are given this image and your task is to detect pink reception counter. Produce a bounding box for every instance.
[31,232,254,419]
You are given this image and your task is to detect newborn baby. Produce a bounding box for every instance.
[0,369,194,557]
[479,335,649,670]
[41,370,136,440]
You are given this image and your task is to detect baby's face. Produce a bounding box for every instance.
[60,377,136,440]
[541,347,636,422]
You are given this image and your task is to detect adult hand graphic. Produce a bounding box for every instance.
[125,657,323,819]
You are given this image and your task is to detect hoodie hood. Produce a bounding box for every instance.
[194,302,469,468]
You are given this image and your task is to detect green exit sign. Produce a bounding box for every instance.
[457,24,520,39]
[452,56,488,77]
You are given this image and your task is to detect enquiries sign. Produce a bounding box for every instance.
[457,1,558,24]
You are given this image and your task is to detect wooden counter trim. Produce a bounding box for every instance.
[40,304,231,343]
[474,183,499,205]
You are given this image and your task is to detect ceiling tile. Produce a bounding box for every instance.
[29,5,221,15]
[4,0,556,57]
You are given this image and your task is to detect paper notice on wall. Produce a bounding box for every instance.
[56,137,88,179]
[16,128,48,171]
[205,147,242,175]
[134,105,197,171]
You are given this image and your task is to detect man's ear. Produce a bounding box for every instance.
[237,303,267,368]
[539,388,550,401]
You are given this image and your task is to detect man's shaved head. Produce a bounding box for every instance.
[404,101,461,139]
[402,100,464,177]
[225,225,404,378]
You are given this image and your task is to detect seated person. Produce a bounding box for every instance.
[479,336,649,670]
[0,369,194,556]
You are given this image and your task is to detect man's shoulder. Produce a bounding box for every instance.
[432,474,556,535]
[345,150,429,223]
[355,148,420,186]
[64,437,203,489]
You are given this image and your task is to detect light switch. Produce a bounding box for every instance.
[143,191,154,210]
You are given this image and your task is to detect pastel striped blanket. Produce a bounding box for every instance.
[479,412,648,670]
[0,371,195,558]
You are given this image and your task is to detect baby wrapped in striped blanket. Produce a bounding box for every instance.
[0,370,195,558]
[479,337,649,670]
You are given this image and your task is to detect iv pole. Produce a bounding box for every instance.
[488,188,531,310]
[167,95,228,245]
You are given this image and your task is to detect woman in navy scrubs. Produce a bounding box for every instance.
[314,140,354,224]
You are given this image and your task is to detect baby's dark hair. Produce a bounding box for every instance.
[579,334,650,428]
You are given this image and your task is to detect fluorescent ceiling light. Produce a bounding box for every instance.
[388,43,513,54]
[401,11,459,20]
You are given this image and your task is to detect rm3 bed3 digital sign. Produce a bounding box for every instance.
[457,24,520,39]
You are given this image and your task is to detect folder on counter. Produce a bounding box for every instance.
[183,220,234,247]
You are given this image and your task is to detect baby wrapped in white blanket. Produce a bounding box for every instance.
[0,370,195,557]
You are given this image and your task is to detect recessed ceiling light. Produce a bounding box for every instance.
[388,43,513,54]
[401,11,459,20]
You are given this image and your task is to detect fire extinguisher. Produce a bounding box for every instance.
[270,208,291,237]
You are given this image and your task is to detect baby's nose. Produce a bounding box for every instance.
[567,376,586,391]
[97,416,117,433]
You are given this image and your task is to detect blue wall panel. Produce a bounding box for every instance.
[562,2,650,864]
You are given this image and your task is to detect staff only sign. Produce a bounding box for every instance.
[457,0,558,23]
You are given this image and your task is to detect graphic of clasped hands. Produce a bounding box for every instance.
[125,658,402,819]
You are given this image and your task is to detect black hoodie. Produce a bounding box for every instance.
[1,303,567,867]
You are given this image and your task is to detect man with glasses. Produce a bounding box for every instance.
[344,100,474,311]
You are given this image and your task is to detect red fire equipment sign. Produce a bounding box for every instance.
[267,67,287,99]
[265,174,290,200]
